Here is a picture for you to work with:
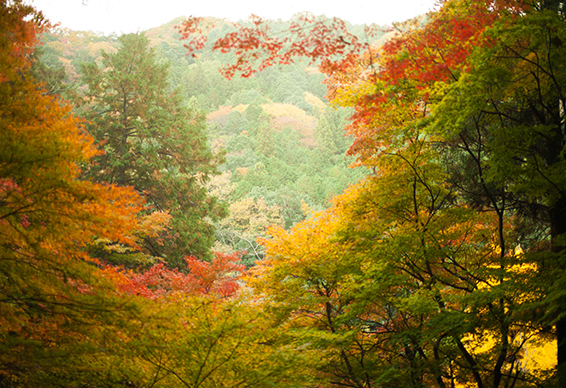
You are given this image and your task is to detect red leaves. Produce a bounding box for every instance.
[177,16,210,55]
[377,0,528,88]
[184,253,245,297]
[110,252,245,300]
[177,1,531,169]
[326,0,534,168]
[177,13,378,79]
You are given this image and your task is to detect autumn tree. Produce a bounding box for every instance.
[216,197,284,265]
[180,1,563,386]
[0,2,150,385]
[78,33,226,267]
[248,192,379,387]
[429,0,566,383]
[110,292,314,388]
[105,251,245,299]
[250,89,548,388]
[334,3,560,384]
[96,248,314,388]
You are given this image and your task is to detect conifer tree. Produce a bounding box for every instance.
[255,111,274,157]
[315,112,337,156]
[78,33,226,267]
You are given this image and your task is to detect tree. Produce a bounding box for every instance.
[106,252,246,298]
[0,2,147,385]
[78,33,226,267]
[430,1,566,383]
[314,112,338,156]
[329,2,560,385]
[182,1,563,386]
[100,251,312,388]
[255,111,274,157]
[245,100,266,128]
[249,190,379,387]
[224,110,249,135]
[216,197,284,265]
[114,293,314,388]
[252,97,552,388]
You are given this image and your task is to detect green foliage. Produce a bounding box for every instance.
[39,18,366,241]
[30,45,68,97]
[223,110,250,135]
[245,100,266,127]
[77,32,226,266]
[314,112,338,156]
[255,112,274,157]
[192,2,566,387]
[116,294,316,388]
[430,5,566,383]
[16,2,566,387]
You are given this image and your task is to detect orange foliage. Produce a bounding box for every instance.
[0,0,49,81]
[1,0,147,369]
[330,0,530,166]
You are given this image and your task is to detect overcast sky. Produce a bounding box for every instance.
[28,0,440,35]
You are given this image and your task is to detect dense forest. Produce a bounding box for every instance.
[1,0,565,387]
[36,15,372,266]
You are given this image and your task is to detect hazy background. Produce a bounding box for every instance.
[28,0,439,35]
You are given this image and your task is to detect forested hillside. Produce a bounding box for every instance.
[2,0,564,387]
[36,16,374,265]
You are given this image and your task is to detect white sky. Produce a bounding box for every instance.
[28,0,440,35]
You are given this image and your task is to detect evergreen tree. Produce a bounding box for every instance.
[314,112,337,156]
[245,100,266,134]
[224,110,249,135]
[78,33,226,268]
[255,111,274,157]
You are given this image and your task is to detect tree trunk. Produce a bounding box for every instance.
[550,196,566,387]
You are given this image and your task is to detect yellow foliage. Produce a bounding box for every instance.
[232,103,248,114]
[300,199,314,217]
[46,40,65,54]
[259,103,317,146]
[251,182,364,303]
[222,197,284,235]
[58,56,80,81]
[460,330,556,385]
[210,137,225,155]
[205,171,235,201]
[87,41,117,58]
[261,102,315,123]
[304,92,326,116]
